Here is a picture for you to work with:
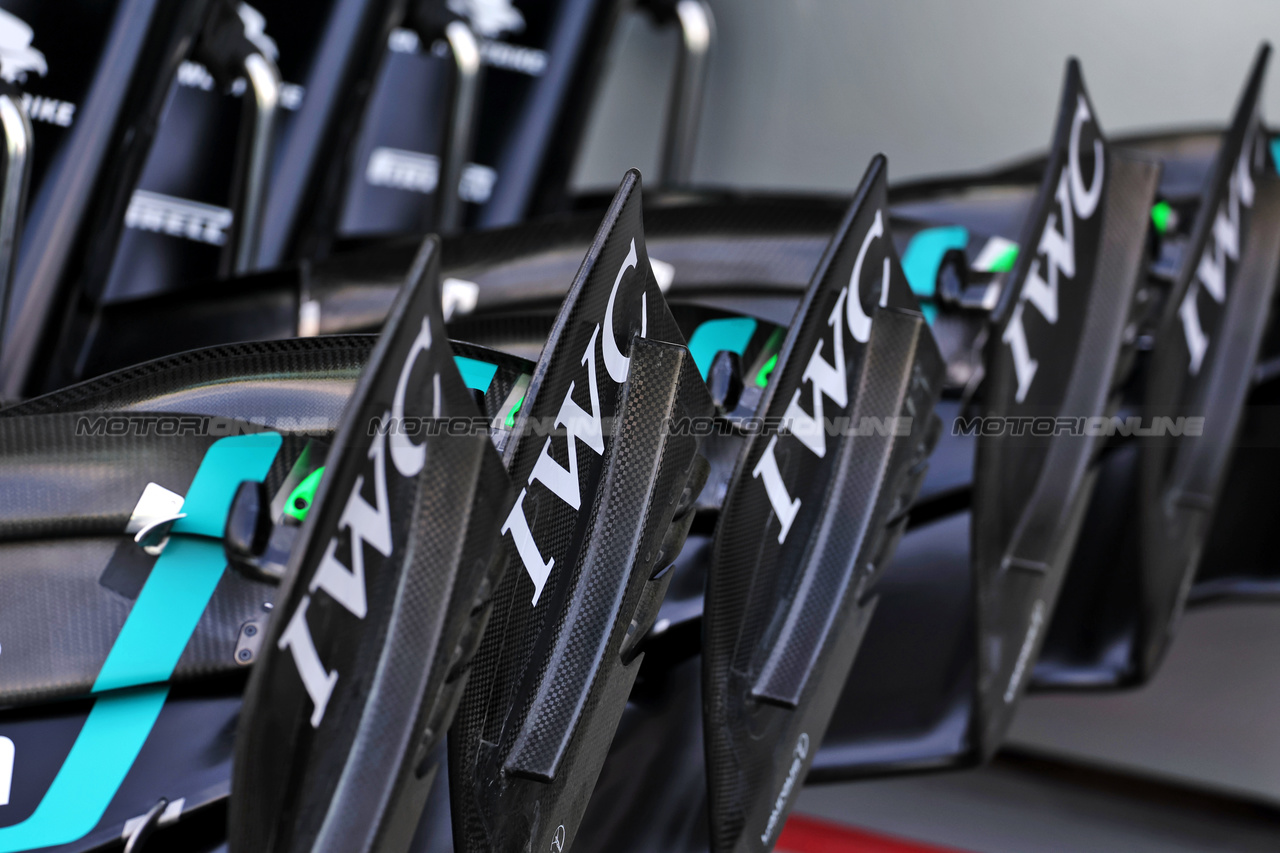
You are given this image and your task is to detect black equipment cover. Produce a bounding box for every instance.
[339,0,624,234]
[0,0,217,396]
[101,0,405,301]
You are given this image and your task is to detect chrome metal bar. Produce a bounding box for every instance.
[436,20,482,235]
[233,50,281,274]
[658,0,713,187]
[122,798,167,853]
[0,90,32,360]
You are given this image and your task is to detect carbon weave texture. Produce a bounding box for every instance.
[229,239,511,853]
[296,435,503,853]
[502,340,688,779]
[701,157,947,852]
[709,313,942,853]
[171,564,274,683]
[752,312,931,705]
[0,537,132,707]
[7,336,374,423]
[0,413,217,540]
[453,174,662,853]
[0,423,307,708]
[0,335,491,710]
[450,171,710,853]
[490,341,710,853]
[701,174,892,853]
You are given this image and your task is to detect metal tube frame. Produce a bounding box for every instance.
[436,20,482,235]
[233,50,282,274]
[658,0,714,187]
[0,90,33,368]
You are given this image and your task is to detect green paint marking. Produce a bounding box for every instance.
[755,354,778,388]
[1151,200,1173,234]
[285,466,325,522]
[751,328,786,389]
[505,395,525,429]
[987,243,1019,273]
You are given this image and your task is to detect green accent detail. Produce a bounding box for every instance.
[285,466,325,522]
[688,317,758,379]
[751,328,786,389]
[454,356,498,392]
[0,432,282,852]
[756,354,778,388]
[1151,200,1173,234]
[901,226,969,298]
[986,243,1019,273]
[505,395,525,429]
[0,686,169,853]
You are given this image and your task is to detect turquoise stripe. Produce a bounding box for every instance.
[901,226,968,298]
[171,432,283,538]
[0,433,281,851]
[1271,137,1280,174]
[99,433,280,690]
[0,687,167,852]
[93,538,232,693]
[454,356,498,392]
[688,317,758,379]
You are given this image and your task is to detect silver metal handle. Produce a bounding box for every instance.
[658,0,713,187]
[122,797,168,853]
[435,20,482,234]
[0,90,32,358]
[233,50,281,274]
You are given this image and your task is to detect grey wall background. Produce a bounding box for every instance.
[795,606,1280,852]
[574,0,1280,192]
